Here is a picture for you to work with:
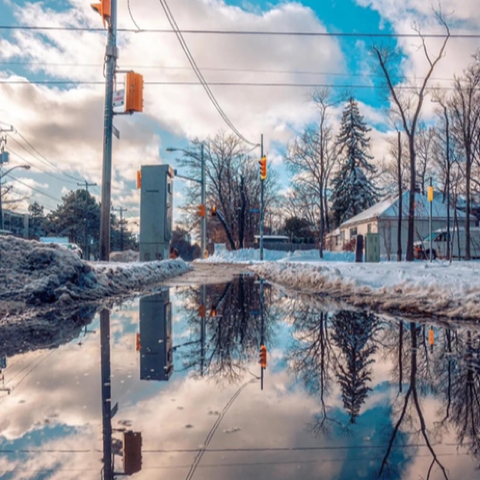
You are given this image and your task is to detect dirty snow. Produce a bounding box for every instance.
[110,250,139,262]
[200,248,354,264]
[250,261,480,321]
[0,237,191,313]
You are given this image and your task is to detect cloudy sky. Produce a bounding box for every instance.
[0,0,479,230]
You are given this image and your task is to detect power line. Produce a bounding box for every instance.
[4,173,62,203]
[127,0,141,31]
[0,79,466,90]
[0,25,478,38]
[157,0,259,147]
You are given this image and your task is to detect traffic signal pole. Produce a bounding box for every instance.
[201,143,206,257]
[99,0,117,261]
[260,134,264,261]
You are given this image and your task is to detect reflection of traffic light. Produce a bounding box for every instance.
[199,304,206,318]
[197,205,206,217]
[90,0,111,27]
[136,170,141,189]
[211,206,217,217]
[210,306,217,317]
[259,157,267,181]
[428,327,434,346]
[126,72,144,113]
[259,345,267,368]
[124,431,142,475]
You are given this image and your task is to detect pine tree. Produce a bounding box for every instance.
[331,311,378,424]
[331,97,378,226]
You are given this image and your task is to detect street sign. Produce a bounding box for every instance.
[111,402,119,418]
[113,125,120,140]
[0,151,9,164]
[113,89,125,108]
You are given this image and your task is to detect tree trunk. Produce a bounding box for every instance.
[406,136,416,261]
[465,153,471,260]
[397,132,403,262]
[238,177,246,249]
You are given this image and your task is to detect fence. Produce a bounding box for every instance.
[245,242,317,252]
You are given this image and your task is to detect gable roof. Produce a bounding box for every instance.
[341,190,470,228]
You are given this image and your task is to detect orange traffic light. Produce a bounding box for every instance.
[136,170,141,189]
[136,333,141,352]
[259,157,267,181]
[197,205,206,217]
[211,206,217,217]
[428,328,434,346]
[259,345,267,368]
[210,306,217,317]
[126,72,144,113]
[90,0,111,27]
[124,431,142,475]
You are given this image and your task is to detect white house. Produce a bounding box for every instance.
[328,191,475,258]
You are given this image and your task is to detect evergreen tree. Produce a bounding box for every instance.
[331,98,377,226]
[331,311,378,423]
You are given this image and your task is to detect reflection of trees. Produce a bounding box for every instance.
[378,323,448,480]
[289,301,339,435]
[178,276,276,383]
[331,311,379,424]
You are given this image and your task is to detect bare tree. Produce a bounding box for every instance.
[372,11,450,261]
[285,89,338,257]
[416,124,436,194]
[449,52,480,260]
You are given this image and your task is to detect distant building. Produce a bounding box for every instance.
[2,210,29,238]
[328,191,476,257]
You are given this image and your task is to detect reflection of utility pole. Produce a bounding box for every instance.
[100,309,113,480]
[200,284,206,376]
[0,357,11,395]
[78,180,97,259]
[260,278,265,390]
[112,206,128,252]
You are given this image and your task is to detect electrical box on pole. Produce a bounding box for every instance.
[126,72,144,113]
[139,165,174,261]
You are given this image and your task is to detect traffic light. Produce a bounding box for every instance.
[428,186,434,202]
[197,205,206,217]
[136,333,141,352]
[211,206,217,217]
[136,170,141,189]
[428,327,435,346]
[198,304,206,318]
[90,0,111,27]
[259,345,267,368]
[124,431,142,475]
[210,306,217,317]
[259,156,267,181]
[126,72,144,113]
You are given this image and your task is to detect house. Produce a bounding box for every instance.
[329,191,475,258]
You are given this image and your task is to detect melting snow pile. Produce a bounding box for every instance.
[200,248,354,264]
[0,236,191,311]
[110,250,140,262]
[250,261,480,321]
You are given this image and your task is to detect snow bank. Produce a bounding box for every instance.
[200,248,354,264]
[250,261,480,321]
[0,237,191,311]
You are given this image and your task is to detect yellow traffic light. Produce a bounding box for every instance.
[126,72,144,113]
[211,206,217,217]
[259,345,267,368]
[259,156,267,181]
[428,186,434,202]
[90,0,111,27]
[197,205,206,217]
[136,170,141,189]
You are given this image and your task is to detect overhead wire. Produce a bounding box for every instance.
[156,0,259,147]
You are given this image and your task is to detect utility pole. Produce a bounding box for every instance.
[260,134,264,261]
[99,0,118,262]
[78,180,97,260]
[112,206,128,251]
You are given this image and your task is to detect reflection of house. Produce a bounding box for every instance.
[139,291,173,381]
[329,191,475,257]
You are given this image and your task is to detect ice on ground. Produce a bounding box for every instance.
[200,247,355,264]
[0,237,191,312]
[250,261,480,321]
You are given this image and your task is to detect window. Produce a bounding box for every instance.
[350,227,358,238]
[368,223,372,233]
[340,230,345,242]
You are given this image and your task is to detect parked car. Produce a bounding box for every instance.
[414,227,480,260]
[39,237,83,258]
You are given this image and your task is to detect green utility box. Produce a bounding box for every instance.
[365,233,380,262]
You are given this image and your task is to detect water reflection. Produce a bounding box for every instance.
[1,278,480,480]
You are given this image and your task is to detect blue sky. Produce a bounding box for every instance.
[0,0,477,229]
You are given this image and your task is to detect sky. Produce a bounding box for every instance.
[0,0,479,231]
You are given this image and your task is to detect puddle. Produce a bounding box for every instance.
[0,275,479,479]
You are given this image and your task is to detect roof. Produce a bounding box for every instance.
[341,191,471,228]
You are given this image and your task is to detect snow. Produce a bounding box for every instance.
[249,260,480,321]
[199,248,355,264]
[0,237,191,313]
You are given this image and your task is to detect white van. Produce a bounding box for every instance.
[414,227,480,260]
